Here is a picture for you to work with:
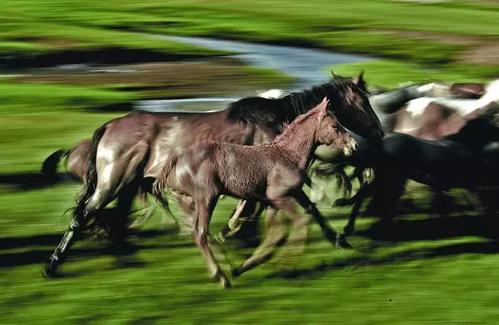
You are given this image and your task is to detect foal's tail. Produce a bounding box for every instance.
[41,149,68,176]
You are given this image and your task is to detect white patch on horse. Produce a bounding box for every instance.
[144,120,184,178]
[99,163,115,186]
[343,137,357,156]
[257,89,284,99]
[406,97,436,117]
[97,146,115,161]
[417,82,450,97]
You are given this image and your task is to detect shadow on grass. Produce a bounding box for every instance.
[269,239,499,280]
[0,229,191,269]
[0,172,78,191]
[357,213,499,242]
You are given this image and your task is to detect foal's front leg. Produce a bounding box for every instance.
[193,197,231,288]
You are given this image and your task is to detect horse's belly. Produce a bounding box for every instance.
[223,178,268,201]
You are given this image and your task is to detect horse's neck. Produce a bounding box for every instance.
[274,117,318,169]
[445,125,487,150]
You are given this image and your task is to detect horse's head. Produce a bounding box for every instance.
[315,98,357,156]
[328,71,384,141]
[448,106,499,149]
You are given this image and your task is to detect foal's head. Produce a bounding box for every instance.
[315,98,357,156]
[327,72,384,141]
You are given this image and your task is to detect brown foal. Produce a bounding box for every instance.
[157,98,356,288]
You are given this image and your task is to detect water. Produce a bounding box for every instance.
[138,34,373,112]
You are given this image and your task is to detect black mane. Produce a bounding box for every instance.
[227,76,354,132]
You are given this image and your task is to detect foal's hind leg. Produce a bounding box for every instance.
[292,189,351,249]
[232,208,287,277]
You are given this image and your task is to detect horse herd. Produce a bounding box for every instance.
[40,72,499,288]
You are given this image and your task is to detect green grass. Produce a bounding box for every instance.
[1,1,499,323]
[0,0,497,66]
[331,60,498,87]
[1,65,499,323]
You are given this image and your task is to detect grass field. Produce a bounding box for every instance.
[1,0,499,323]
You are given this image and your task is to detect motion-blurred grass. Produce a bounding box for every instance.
[1,0,499,323]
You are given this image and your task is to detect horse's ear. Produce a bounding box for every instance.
[354,71,366,90]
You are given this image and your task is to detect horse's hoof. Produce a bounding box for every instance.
[220,277,232,289]
[214,233,226,245]
[42,261,57,278]
[333,198,350,207]
[232,267,243,278]
[335,233,353,250]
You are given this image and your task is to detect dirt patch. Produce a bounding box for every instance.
[16,58,291,98]
[458,42,499,65]
[373,28,499,65]
[373,29,482,45]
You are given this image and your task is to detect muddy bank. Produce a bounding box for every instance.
[15,58,293,101]
[0,47,212,69]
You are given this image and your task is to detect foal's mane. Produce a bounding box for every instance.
[227,76,354,130]
[273,101,327,142]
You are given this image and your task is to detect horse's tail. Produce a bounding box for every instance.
[74,124,107,228]
[152,155,178,203]
[41,149,68,176]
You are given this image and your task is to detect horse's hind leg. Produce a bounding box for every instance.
[43,183,114,277]
[44,144,147,276]
[341,179,374,238]
[43,211,84,277]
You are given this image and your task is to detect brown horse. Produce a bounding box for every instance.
[159,98,355,287]
[43,73,383,278]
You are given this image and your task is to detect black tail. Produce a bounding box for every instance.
[73,124,107,232]
[41,150,68,176]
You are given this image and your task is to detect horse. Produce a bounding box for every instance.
[393,79,499,139]
[39,89,287,230]
[150,98,355,287]
[329,108,499,240]
[43,72,384,278]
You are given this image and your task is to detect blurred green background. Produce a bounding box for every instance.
[1,0,498,323]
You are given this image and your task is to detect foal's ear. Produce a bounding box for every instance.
[318,97,329,119]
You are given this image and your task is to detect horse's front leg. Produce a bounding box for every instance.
[216,199,248,242]
[292,188,351,249]
[216,199,264,244]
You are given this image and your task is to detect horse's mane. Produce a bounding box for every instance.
[227,76,353,131]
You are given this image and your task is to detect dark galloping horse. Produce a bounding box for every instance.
[331,109,499,239]
[43,73,383,277]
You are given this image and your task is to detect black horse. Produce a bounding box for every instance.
[328,109,499,239]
